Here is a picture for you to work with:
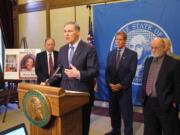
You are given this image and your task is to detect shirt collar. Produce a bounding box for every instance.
[153,55,165,63]
[117,46,125,53]
[46,51,53,55]
[69,38,81,50]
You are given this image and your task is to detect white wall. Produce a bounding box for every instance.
[18,11,46,50]
[50,7,75,50]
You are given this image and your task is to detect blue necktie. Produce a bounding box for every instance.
[69,46,74,65]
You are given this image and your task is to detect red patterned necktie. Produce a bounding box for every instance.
[145,60,158,96]
[49,53,54,77]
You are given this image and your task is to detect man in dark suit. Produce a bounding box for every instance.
[57,21,98,135]
[163,38,180,133]
[35,37,58,84]
[141,37,180,135]
[105,32,137,135]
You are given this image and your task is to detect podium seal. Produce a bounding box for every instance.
[22,90,51,127]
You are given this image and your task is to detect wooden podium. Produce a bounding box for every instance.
[18,83,89,135]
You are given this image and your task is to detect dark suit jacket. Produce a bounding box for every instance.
[57,40,99,94]
[35,50,58,84]
[105,47,137,91]
[141,55,180,110]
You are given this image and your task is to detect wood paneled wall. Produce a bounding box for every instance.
[18,0,123,13]
[16,0,127,49]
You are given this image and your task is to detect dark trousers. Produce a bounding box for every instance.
[82,97,94,135]
[143,97,180,135]
[109,91,133,135]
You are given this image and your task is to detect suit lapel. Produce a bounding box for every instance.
[112,50,117,67]
[53,51,57,69]
[43,51,48,73]
[53,51,56,63]
[64,45,70,67]
[116,47,127,67]
[155,55,168,86]
[144,58,152,83]
[121,48,128,62]
[71,41,83,65]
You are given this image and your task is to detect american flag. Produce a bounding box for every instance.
[87,13,94,46]
[87,6,98,91]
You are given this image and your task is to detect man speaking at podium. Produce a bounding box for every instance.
[57,21,99,135]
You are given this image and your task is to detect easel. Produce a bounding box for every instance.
[1,80,20,122]
[1,37,34,122]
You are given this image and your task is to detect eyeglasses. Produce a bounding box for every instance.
[151,46,163,50]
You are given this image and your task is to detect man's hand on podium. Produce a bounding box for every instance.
[40,82,46,86]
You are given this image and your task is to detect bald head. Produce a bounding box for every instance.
[45,37,55,52]
[151,37,166,58]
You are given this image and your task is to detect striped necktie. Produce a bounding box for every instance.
[145,59,158,96]
[69,45,74,65]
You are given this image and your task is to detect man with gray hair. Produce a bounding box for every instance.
[105,31,137,135]
[57,21,99,135]
[141,37,180,135]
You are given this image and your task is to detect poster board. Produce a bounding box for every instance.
[4,49,41,80]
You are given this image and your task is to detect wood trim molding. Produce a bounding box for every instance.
[50,0,122,9]
[18,0,124,14]
[18,1,46,14]
[46,0,51,37]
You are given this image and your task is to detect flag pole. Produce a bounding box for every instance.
[86,4,94,46]
[87,4,92,32]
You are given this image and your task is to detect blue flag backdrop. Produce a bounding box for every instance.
[94,0,180,104]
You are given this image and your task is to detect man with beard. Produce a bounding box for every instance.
[141,37,180,135]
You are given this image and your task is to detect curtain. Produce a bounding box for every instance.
[0,64,4,88]
[0,0,14,48]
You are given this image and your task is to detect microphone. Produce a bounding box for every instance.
[50,66,62,79]
[45,66,63,86]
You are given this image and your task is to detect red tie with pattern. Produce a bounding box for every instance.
[49,53,54,77]
[145,60,157,96]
